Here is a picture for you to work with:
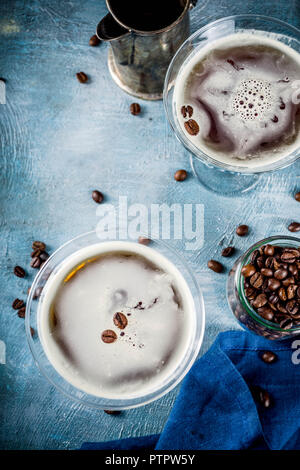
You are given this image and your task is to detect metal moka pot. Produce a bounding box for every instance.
[96,0,195,100]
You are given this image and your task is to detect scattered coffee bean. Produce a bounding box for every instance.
[207,260,223,273]
[138,236,150,245]
[18,307,26,318]
[12,299,24,310]
[32,241,46,251]
[288,222,300,232]
[39,251,49,262]
[31,249,42,258]
[89,34,101,47]
[295,192,300,202]
[113,312,128,330]
[236,224,249,236]
[259,389,272,408]
[30,257,41,269]
[101,329,117,343]
[260,351,277,364]
[241,263,256,278]
[221,246,235,257]
[30,327,35,337]
[14,266,25,278]
[174,169,187,181]
[76,72,88,83]
[92,190,104,203]
[130,103,141,115]
[104,410,120,415]
[184,119,199,136]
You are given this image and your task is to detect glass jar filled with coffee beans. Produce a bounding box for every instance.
[227,236,300,340]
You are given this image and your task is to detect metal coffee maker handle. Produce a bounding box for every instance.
[96,0,193,100]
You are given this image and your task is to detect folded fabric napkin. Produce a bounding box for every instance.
[81,330,300,450]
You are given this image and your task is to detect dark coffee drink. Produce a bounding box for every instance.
[108,0,187,32]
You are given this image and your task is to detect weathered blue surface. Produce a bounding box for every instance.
[0,0,299,450]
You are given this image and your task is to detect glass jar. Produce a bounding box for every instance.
[227,236,300,340]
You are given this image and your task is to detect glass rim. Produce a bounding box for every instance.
[25,230,205,409]
[163,14,300,175]
[235,235,300,333]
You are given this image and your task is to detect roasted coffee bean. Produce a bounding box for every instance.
[280,318,293,330]
[101,329,117,343]
[259,389,272,408]
[181,105,193,118]
[207,260,223,273]
[32,241,46,251]
[282,277,295,287]
[295,192,300,202]
[31,249,42,258]
[288,264,298,276]
[250,249,259,265]
[236,224,249,236]
[14,266,25,278]
[221,246,235,257]
[274,268,288,280]
[281,249,299,263]
[250,272,263,289]
[260,351,277,364]
[257,306,274,321]
[287,284,297,299]
[265,256,275,269]
[276,303,287,314]
[256,256,265,269]
[261,268,273,277]
[113,312,128,330]
[252,293,268,309]
[138,236,150,245]
[286,300,299,315]
[12,299,24,310]
[278,287,287,301]
[245,287,256,300]
[104,410,120,415]
[130,103,141,115]
[184,119,199,136]
[39,251,49,261]
[174,169,187,181]
[76,71,88,83]
[267,278,281,291]
[264,245,275,256]
[288,222,300,232]
[89,34,101,47]
[268,302,277,311]
[297,287,300,298]
[268,293,279,305]
[17,307,26,318]
[30,327,35,337]
[92,190,104,203]
[30,257,41,269]
[241,264,256,277]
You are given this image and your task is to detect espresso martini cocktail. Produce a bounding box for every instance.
[36,241,201,403]
[174,33,300,169]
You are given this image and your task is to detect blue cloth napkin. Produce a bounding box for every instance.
[81,331,300,450]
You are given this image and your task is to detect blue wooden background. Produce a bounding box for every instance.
[0,0,300,450]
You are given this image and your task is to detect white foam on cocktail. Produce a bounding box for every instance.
[174,32,300,168]
[38,242,196,399]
